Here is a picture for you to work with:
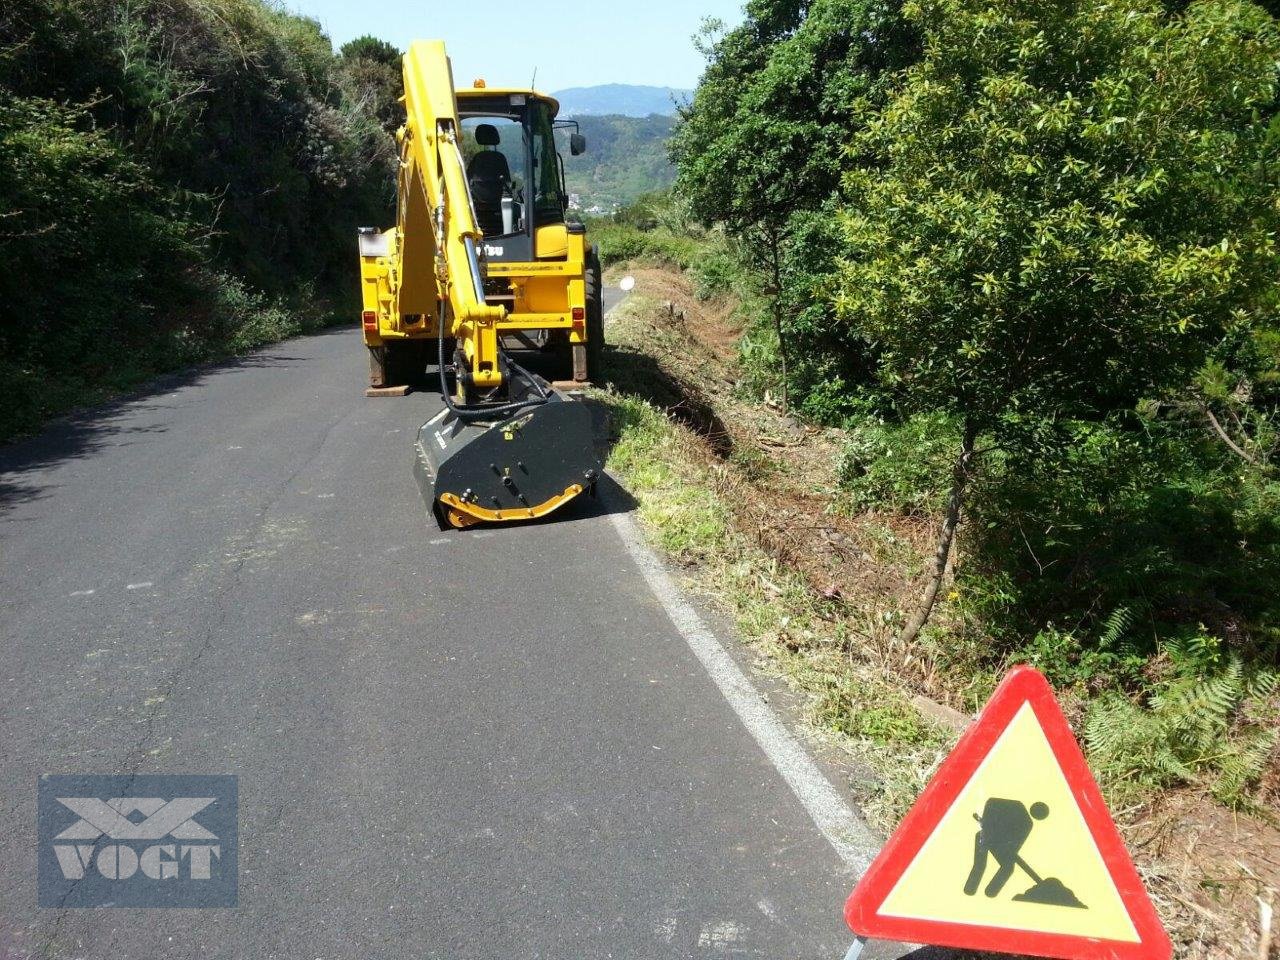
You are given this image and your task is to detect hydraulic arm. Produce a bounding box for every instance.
[400,41,505,393]
[358,40,600,529]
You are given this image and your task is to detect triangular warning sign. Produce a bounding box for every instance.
[845,666,1171,960]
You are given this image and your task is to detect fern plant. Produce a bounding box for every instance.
[1085,641,1279,808]
[1098,606,1135,650]
[1017,605,1147,690]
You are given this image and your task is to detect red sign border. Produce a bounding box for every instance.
[845,665,1171,960]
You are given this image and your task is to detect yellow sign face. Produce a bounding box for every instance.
[878,702,1139,942]
[846,667,1170,960]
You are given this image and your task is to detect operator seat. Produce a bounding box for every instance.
[468,124,511,236]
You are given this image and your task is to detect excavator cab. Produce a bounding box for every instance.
[465,122,515,237]
[357,42,603,529]
[454,88,601,380]
[458,92,580,249]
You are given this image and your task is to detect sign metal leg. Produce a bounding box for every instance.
[842,936,868,960]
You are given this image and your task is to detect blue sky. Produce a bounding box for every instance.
[284,0,747,92]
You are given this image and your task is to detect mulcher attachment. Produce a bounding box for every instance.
[413,392,600,529]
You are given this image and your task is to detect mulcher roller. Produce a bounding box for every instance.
[413,392,600,529]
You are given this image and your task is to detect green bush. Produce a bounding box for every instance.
[0,0,395,437]
[794,368,869,425]
[961,417,1280,663]
[590,221,700,269]
[838,413,961,514]
[690,241,737,301]
[736,319,784,400]
[1086,648,1279,807]
[592,223,650,265]
[1013,609,1148,692]
[0,96,204,436]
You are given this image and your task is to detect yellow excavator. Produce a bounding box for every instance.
[358,40,602,529]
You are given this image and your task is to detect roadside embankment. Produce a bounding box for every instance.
[594,263,1280,960]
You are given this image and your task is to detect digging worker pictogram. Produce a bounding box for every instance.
[965,798,1047,897]
[964,798,1086,908]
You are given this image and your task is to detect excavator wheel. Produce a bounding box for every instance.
[367,341,430,396]
[584,244,605,383]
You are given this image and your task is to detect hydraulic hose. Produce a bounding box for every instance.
[437,302,550,422]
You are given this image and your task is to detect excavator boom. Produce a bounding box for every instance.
[358,40,601,529]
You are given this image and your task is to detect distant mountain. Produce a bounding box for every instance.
[563,114,676,214]
[552,84,690,118]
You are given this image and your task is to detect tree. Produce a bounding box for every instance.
[670,0,917,409]
[340,35,404,134]
[339,35,400,67]
[833,0,1280,645]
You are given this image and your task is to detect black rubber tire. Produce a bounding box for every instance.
[584,244,605,382]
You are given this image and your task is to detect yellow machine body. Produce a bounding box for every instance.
[358,41,600,391]
[356,40,602,529]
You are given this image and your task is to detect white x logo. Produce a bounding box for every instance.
[54,797,217,841]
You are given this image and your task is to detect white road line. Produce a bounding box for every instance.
[607,506,878,875]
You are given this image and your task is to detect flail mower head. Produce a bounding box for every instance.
[413,392,600,529]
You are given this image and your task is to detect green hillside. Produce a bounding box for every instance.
[562,114,675,214]
[0,1,397,438]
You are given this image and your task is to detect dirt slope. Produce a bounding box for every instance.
[602,263,1280,960]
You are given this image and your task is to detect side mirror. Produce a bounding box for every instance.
[570,133,587,156]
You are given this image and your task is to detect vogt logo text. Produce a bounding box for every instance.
[52,796,222,881]
[38,775,237,908]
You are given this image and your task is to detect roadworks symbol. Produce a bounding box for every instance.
[844,666,1171,960]
[876,701,1134,941]
[964,798,1085,908]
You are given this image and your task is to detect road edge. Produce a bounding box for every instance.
[605,503,880,876]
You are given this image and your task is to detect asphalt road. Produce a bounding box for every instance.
[1,293,886,960]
